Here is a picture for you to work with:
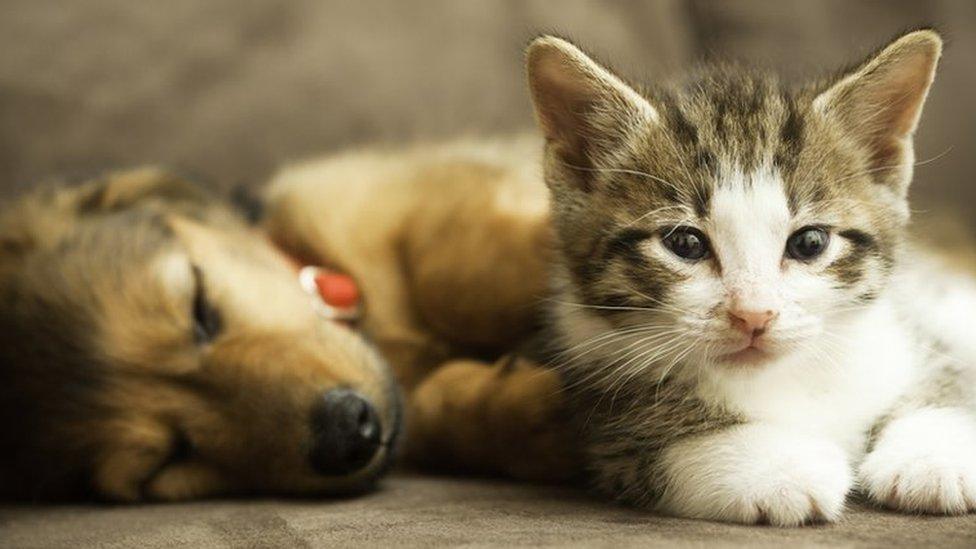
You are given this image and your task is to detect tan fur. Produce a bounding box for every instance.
[0,169,400,500]
[263,136,580,481]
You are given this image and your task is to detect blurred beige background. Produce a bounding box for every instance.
[1,1,973,232]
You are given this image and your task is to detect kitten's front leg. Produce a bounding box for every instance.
[860,407,976,514]
[655,424,852,526]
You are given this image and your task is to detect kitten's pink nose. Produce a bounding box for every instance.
[728,308,777,336]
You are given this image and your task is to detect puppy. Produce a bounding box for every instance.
[0,168,401,501]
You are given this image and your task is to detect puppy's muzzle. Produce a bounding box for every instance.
[308,388,382,475]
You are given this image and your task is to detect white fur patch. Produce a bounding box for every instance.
[656,424,852,526]
[693,297,917,455]
[708,165,792,296]
[860,407,976,514]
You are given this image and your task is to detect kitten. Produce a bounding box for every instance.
[526,30,976,526]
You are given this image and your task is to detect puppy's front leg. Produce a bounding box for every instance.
[144,461,228,501]
[405,355,580,482]
[93,418,171,502]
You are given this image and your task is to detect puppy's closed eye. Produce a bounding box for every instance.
[191,266,222,344]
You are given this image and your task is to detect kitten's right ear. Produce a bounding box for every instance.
[526,36,657,177]
[813,30,942,194]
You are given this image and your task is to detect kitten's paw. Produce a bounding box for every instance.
[860,408,976,514]
[656,425,852,526]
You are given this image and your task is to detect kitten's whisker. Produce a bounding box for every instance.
[596,332,688,413]
[610,327,697,399]
[626,204,687,227]
[554,324,672,363]
[623,285,701,318]
[558,328,686,391]
[558,162,683,192]
[611,341,686,411]
[547,299,672,315]
[822,147,952,187]
[591,330,687,387]
[917,343,963,367]
[594,330,687,378]
[653,339,699,401]
[543,293,695,320]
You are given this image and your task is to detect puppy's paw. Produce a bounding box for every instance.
[484,356,580,481]
[408,356,579,481]
[94,420,171,502]
[144,461,227,501]
[860,408,976,514]
[656,425,852,526]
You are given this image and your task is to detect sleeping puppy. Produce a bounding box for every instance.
[0,168,401,501]
[1,144,578,501]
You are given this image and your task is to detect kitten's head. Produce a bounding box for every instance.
[527,31,941,373]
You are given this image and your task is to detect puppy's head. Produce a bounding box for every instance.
[0,169,400,501]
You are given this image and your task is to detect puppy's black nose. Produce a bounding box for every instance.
[309,389,382,476]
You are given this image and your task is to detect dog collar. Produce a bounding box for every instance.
[297,265,362,323]
[269,237,363,323]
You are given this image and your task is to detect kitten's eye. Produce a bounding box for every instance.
[662,227,710,261]
[787,227,830,261]
[191,266,222,344]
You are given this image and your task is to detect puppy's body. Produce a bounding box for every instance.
[264,136,577,480]
[266,135,548,383]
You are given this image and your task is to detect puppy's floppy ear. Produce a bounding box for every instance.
[75,167,210,213]
[0,231,31,257]
[814,29,942,194]
[0,203,37,258]
[526,36,658,187]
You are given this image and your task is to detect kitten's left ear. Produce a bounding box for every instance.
[526,36,658,183]
[814,30,942,194]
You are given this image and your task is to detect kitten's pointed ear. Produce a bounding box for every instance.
[526,36,657,178]
[814,30,942,193]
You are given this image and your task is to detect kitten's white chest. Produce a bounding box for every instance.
[695,298,917,455]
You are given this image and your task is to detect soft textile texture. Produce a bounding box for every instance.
[2,474,976,548]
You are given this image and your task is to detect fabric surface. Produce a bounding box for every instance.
[3,474,976,548]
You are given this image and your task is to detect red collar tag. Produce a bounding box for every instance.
[298,266,362,322]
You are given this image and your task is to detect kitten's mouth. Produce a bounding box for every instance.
[716,342,772,366]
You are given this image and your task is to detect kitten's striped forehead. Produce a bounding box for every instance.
[594,68,881,229]
[654,69,804,178]
[612,69,816,220]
